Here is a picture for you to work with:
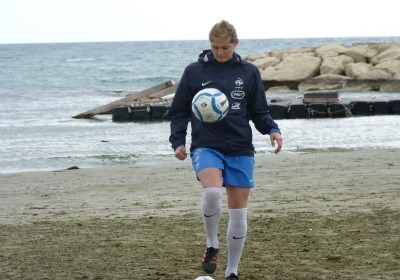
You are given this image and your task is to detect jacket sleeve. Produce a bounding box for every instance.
[247,67,280,135]
[169,68,192,150]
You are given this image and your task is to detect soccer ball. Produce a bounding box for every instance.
[195,277,215,280]
[192,88,229,122]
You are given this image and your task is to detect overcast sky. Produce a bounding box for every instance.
[1,0,399,44]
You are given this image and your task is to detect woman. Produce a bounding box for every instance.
[169,20,283,280]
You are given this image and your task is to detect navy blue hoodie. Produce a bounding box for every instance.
[169,50,280,156]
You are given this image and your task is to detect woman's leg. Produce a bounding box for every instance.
[197,168,223,273]
[225,185,250,277]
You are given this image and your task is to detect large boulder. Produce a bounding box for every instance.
[320,55,354,75]
[344,44,371,63]
[252,56,281,70]
[245,53,268,62]
[313,43,347,58]
[261,55,321,82]
[370,46,400,64]
[374,60,400,75]
[345,63,373,79]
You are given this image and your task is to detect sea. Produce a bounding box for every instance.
[1,37,400,174]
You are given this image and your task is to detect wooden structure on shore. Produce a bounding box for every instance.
[73,80,400,122]
[72,80,177,119]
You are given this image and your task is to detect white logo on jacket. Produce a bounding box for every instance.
[231,102,241,110]
[231,90,245,99]
[235,78,244,88]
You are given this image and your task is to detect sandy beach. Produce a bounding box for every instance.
[1,148,399,279]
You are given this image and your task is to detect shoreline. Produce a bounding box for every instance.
[2,143,400,176]
[1,148,399,225]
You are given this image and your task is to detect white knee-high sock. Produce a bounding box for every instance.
[226,208,247,277]
[201,187,222,249]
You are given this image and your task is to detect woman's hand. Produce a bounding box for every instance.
[174,145,187,161]
[270,132,283,154]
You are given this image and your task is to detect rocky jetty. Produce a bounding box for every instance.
[246,42,400,93]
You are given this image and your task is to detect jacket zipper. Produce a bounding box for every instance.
[221,63,230,152]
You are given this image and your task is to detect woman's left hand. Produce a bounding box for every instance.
[270,132,283,154]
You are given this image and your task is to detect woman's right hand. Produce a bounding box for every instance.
[174,145,187,161]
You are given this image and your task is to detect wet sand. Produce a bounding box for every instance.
[1,149,399,279]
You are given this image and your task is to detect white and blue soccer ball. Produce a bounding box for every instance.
[191,88,229,123]
[195,277,215,280]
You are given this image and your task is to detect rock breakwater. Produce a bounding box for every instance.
[246,42,400,92]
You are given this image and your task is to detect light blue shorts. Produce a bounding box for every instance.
[191,148,255,188]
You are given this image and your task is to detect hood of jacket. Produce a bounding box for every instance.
[197,50,243,66]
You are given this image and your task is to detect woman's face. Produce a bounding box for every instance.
[210,36,238,63]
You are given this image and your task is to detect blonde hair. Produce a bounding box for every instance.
[209,20,238,43]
